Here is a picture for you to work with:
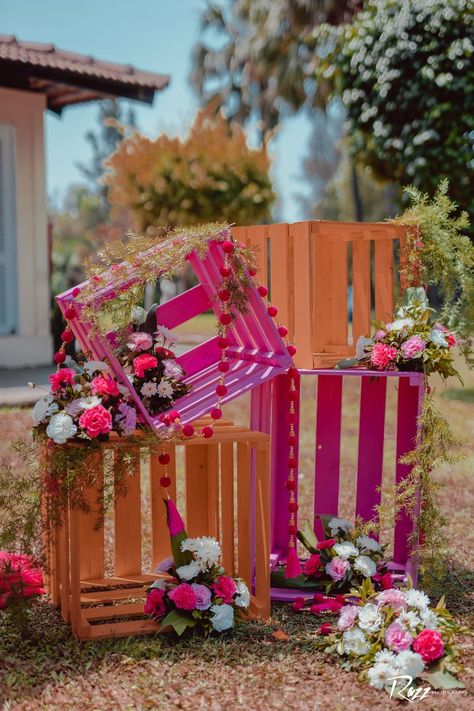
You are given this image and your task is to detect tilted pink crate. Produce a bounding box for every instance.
[56,239,292,428]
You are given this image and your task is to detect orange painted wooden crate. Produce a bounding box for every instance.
[233,221,416,368]
[43,420,270,640]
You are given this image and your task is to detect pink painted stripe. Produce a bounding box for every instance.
[155,284,211,329]
[314,374,343,518]
[176,337,223,377]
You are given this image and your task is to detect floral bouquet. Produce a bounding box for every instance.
[317,579,463,694]
[32,359,138,444]
[144,499,249,636]
[340,287,460,381]
[0,551,44,609]
[114,308,190,416]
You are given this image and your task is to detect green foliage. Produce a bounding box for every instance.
[314,0,474,217]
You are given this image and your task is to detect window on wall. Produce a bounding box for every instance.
[0,124,17,335]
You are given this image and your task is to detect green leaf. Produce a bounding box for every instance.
[297,521,318,553]
[421,670,465,690]
[170,529,193,568]
[270,567,322,589]
[336,358,360,369]
[159,609,196,636]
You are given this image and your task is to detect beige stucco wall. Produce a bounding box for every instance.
[0,86,52,367]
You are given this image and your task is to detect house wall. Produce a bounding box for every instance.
[0,87,52,367]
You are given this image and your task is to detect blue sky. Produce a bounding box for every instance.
[2,0,313,221]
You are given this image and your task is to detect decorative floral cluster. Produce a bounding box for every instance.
[351,288,460,381]
[317,580,462,694]
[0,551,44,609]
[32,360,138,444]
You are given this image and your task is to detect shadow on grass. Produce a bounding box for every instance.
[441,388,474,403]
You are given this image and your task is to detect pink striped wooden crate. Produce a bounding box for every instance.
[56,240,292,429]
[250,368,424,599]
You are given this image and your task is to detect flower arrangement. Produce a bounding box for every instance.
[144,499,249,636]
[345,287,460,381]
[0,551,44,609]
[317,579,463,694]
[32,359,138,444]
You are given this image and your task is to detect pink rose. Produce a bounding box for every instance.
[212,575,237,604]
[376,588,407,611]
[385,622,413,652]
[337,604,359,630]
[128,332,153,352]
[413,629,444,663]
[446,333,457,348]
[79,405,112,438]
[168,583,197,610]
[133,354,158,378]
[48,368,76,392]
[303,554,322,576]
[91,375,119,397]
[144,588,166,618]
[401,335,426,359]
[325,557,350,582]
[370,343,398,369]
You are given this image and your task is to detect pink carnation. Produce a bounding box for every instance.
[79,405,112,438]
[48,368,76,392]
[385,621,413,652]
[133,354,158,378]
[325,557,350,582]
[401,335,426,359]
[376,588,407,611]
[212,575,237,604]
[446,333,457,348]
[374,329,386,340]
[413,629,444,663]
[144,588,166,618]
[91,375,119,397]
[128,332,153,352]
[370,343,398,370]
[303,554,322,576]
[168,582,197,610]
[337,604,359,631]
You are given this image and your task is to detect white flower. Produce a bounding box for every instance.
[141,381,158,397]
[118,384,131,398]
[374,649,397,665]
[78,396,102,410]
[368,660,399,689]
[353,555,377,578]
[176,561,201,581]
[65,399,84,417]
[46,412,77,444]
[356,336,374,359]
[358,603,383,633]
[131,306,147,324]
[337,605,359,630]
[181,536,221,568]
[235,579,250,608]
[328,518,354,534]
[163,359,184,380]
[149,577,166,590]
[405,589,431,611]
[394,650,425,679]
[157,379,174,399]
[398,610,421,631]
[429,328,448,347]
[389,317,414,332]
[155,324,177,345]
[420,608,439,630]
[356,535,381,553]
[155,556,174,574]
[83,360,108,375]
[342,627,369,656]
[334,542,359,559]
[210,603,234,632]
[32,396,58,424]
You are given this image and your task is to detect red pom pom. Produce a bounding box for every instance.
[160,476,171,488]
[218,289,231,302]
[72,287,81,297]
[54,351,66,364]
[287,412,297,424]
[285,479,296,491]
[218,336,229,349]
[218,361,230,373]
[65,307,76,320]
[220,265,231,277]
[288,435,297,446]
[219,313,232,326]
[222,240,235,254]
[288,367,298,378]
[288,501,299,513]
[158,453,170,466]
[257,285,268,297]
[182,424,195,437]
[201,425,214,439]
[288,390,299,402]
[267,305,278,317]
[160,414,171,425]
[168,410,180,421]
[287,524,297,535]
[210,407,222,420]
[278,325,288,337]
[288,457,297,469]
[287,344,297,356]
[216,384,228,397]
[61,329,74,343]
[248,266,257,277]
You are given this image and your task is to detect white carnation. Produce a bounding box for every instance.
[334,542,359,559]
[367,660,399,689]
[353,555,377,578]
[358,603,383,633]
[32,396,58,424]
[176,561,201,581]
[78,396,102,410]
[141,381,158,397]
[389,317,414,332]
[342,627,369,656]
[429,328,448,347]
[181,536,221,567]
[356,535,381,553]
[155,324,177,345]
[398,610,421,631]
[394,650,425,679]
[131,306,147,324]
[83,360,109,375]
[420,608,439,630]
[235,579,250,608]
[46,412,77,444]
[157,379,174,398]
[210,603,234,632]
[405,589,431,611]
[328,517,354,534]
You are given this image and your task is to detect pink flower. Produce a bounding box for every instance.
[303,554,322,576]
[49,368,76,392]
[128,332,153,352]
[413,629,444,663]
[385,622,413,652]
[319,622,333,635]
[325,557,350,582]
[374,329,386,340]
[133,354,158,378]
[79,405,112,438]
[191,583,212,610]
[317,539,336,550]
[0,552,44,601]
[401,335,426,359]
[370,343,398,369]
[144,588,166,618]
[292,597,306,612]
[168,583,197,610]
[310,599,343,614]
[337,604,359,631]
[446,333,457,348]
[91,375,119,397]
[376,588,407,611]
[212,575,237,604]
[381,572,394,590]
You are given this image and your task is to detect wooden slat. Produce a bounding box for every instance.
[245,225,267,283]
[255,442,270,618]
[78,453,104,581]
[220,443,235,574]
[268,223,291,332]
[155,284,211,329]
[374,239,394,322]
[114,450,141,576]
[84,618,159,640]
[328,240,348,347]
[237,443,252,587]
[313,223,332,355]
[185,445,209,537]
[314,374,343,517]
[58,506,71,622]
[150,446,176,568]
[82,602,146,620]
[68,505,81,638]
[207,445,219,539]
[290,222,312,367]
[81,586,147,603]
[352,239,371,342]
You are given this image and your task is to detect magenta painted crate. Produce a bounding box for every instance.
[56,239,292,429]
[250,368,425,599]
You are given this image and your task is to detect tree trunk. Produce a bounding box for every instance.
[351,162,364,221]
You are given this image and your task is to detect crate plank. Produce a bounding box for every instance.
[114,450,141,576]
[352,239,371,342]
[150,446,177,567]
[314,374,343,516]
[220,443,235,575]
[237,443,252,588]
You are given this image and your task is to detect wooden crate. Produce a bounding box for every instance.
[233,221,417,368]
[43,420,270,640]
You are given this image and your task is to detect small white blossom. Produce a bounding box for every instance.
[394,650,425,679]
[32,396,58,424]
[235,579,250,608]
[131,306,147,324]
[342,627,370,656]
[78,396,102,410]
[356,535,381,553]
[83,360,109,375]
[405,589,431,610]
[420,608,439,630]
[389,317,414,332]
[46,412,77,444]
[368,660,399,689]
[181,536,221,568]
[141,381,159,397]
[358,603,383,633]
[429,328,448,347]
[155,324,177,345]
[176,561,201,581]
[334,542,359,559]
[210,603,234,632]
[157,379,174,399]
[328,518,354,534]
[353,555,377,578]
[398,610,421,632]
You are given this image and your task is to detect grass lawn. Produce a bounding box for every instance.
[0,352,473,709]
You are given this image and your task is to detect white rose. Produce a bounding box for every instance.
[356,535,381,553]
[342,627,369,656]
[210,603,234,632]
[235,579,250,608]
[358,603,383,633]
[176,561,201,581]
[334,542,359,559]
[328,517,354,534]
[353,555,377,578]
[394,650,425,679]
[32,396,57,424]
[46,412,77,444]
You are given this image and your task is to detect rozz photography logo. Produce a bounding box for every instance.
[388,675,431,703]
